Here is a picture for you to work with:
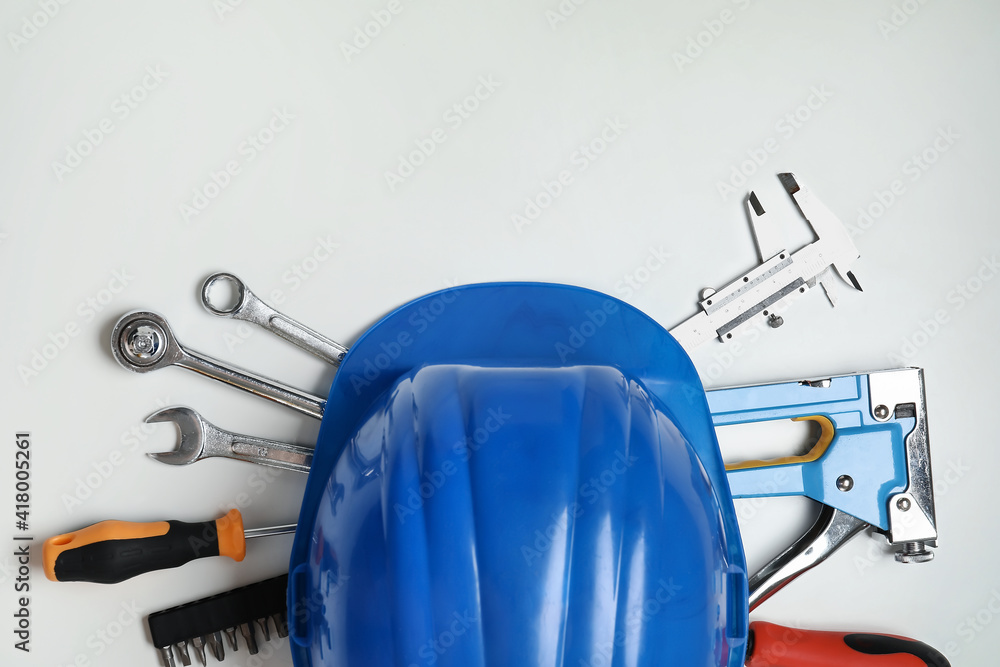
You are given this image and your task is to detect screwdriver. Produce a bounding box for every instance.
[744,621,951,666]
[42,509,295,584]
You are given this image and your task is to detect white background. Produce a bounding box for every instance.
[1,1,998,665]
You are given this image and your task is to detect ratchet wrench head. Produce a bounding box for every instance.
[144,406,211,465]
[111,311,184,373]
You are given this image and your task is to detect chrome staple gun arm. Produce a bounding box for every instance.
[707,368,939,609]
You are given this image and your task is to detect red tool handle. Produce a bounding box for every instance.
[745,621,951,667]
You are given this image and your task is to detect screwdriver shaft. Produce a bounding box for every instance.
[244,524,297,539]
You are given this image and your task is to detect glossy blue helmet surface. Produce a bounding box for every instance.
[288,283,747,667]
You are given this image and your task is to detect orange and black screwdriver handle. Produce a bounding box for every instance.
[745,621,951,667]
[42,509,246,584]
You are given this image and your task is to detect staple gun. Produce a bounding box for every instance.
[710,367,938,609]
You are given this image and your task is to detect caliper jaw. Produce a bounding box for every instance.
[670,173,863,350]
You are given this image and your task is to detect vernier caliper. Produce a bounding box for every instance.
[669,173,863,349]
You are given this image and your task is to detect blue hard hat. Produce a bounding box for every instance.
[288,283,747,667]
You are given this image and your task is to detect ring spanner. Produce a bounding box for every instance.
[111,311,326,420]
[201,272,348,366]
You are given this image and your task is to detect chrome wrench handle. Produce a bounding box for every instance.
[177,348,326,419]
[227,436,313,473]
[201,272,348,366]
[112,311,326,420]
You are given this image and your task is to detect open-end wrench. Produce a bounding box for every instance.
[201,272,348,366]
[146,406,313,473]
[111,311,326,419]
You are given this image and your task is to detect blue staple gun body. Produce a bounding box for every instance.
[708,367,939,609]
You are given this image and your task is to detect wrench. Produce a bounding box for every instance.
[146,406,313,473]
[201,272,348,366]
[111,311,326,419]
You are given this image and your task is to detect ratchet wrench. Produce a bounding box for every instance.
[201,272,348,365]
[111,311,326,419]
